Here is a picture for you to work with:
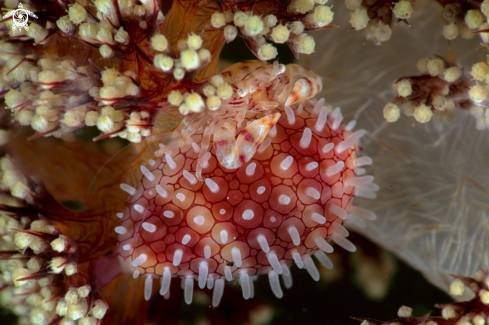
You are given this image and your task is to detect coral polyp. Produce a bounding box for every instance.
[0,135,135,325]
[358,269,489,325]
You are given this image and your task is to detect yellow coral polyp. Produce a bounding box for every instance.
[154,54,174,72]
[393,0,414,19]
[449,279,465,296]
[296,34,316,54]
[469,85,488,103]
[310,5,334,27]
[288,0,315,14]
[187,33,203,51]
[185,92,205,113]
[271,25,290,43]
[216,82,233,99]
[180,49,200,70]
[443,66,462,82]
[258,43,278,60]
[244,15,264,36]
[383,103,400,122]
[465,9,484,30]
[443,23,459,40]
[413,104,433,123]
[211,12,226,28]
[471,62,489,81]
[151,33,168,52]
[396,79,412,97]
[350,8,370,30]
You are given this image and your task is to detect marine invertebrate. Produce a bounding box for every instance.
[349,104,489,299]
[341,0,489,129]
[304,0,488,300]
[382,51,471,124]
[0,131,137,325]
[0,0,334,142]
[114,60,377,306]
[358,269,489,324]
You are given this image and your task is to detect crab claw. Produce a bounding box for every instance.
[283,64,323,107]
[214,113,281,170]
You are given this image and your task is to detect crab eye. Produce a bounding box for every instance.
[238,88,248,97]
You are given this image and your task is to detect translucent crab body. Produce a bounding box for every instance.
[156,61,323,178]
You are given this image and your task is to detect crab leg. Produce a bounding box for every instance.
[214,113,280,170]
[283,64,323,107]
